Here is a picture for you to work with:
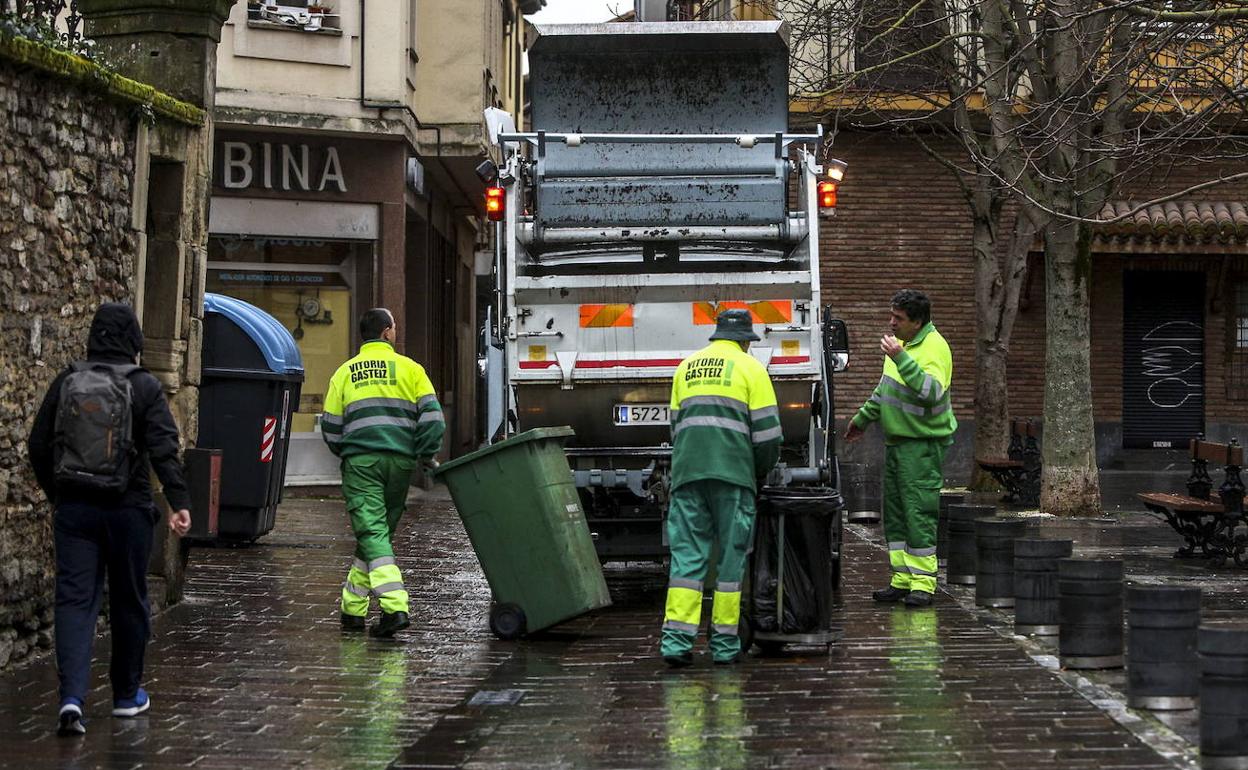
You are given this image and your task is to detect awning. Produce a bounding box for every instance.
[1097,201,1248,243]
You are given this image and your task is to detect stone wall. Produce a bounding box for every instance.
[0,55,139,668]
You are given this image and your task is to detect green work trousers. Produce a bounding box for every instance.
[661,479,757,662]
[340,452,415,617]
[882,439,946,594]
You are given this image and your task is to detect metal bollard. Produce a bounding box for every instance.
[1058,558,1124,669]
[937,492,965,568]
[1013,538,1072,636]
[945,504,994,585]
[974,517,1028,607]
[1127,586,1201,710]
[1198,622,1248,769]
[842,462,881,524]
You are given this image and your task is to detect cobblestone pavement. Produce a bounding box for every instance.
[0,489,1204,769]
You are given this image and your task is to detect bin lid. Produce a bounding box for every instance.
[432,426,575,476]
[203,293,304,375]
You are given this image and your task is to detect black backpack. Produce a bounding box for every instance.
[53,361,140,493]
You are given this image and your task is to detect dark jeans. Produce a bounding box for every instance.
[54,502,154,706]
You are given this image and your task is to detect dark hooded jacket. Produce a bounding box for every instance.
[28,303,191,512]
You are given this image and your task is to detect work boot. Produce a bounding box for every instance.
[340,613,366,631]
[872,585,909,603]
[663,652,693,668]
[903,590,934,608]
[370,611,410,638]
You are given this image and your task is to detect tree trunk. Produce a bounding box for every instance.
[1040,217,1102,515]
[971,200,1035,491]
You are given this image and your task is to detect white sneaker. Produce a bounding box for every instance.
[112,688,150,717]
[57,703,86,736]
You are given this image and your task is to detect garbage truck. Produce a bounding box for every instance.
[481,21,850,563]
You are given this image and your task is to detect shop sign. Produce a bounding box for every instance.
[220,141,348,193]
[213,270,345,287]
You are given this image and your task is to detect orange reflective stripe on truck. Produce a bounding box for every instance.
[692,301,792,325]
[579,304,635,328]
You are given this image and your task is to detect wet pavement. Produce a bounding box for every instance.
[0,487,1238,769]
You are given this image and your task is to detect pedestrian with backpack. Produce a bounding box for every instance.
[27,303,192,736]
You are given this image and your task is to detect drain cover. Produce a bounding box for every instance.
[468,689,526,707]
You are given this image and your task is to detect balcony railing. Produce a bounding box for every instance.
[0,0,87,53]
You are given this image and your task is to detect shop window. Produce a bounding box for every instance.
[207,235,373,431]
[1229,280,1248,400]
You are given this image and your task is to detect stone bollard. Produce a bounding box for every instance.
[1058,559,1124,669]
[1127,586,1201,710]
[1013,538,1073,636]
[945,504,994,585]
[1198,622,1248,769]
[974,517,1028,607]
[937,492,965,568]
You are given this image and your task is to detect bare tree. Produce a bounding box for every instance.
[770,0,1248,514]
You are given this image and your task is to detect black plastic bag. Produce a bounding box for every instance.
[750,487,841,634]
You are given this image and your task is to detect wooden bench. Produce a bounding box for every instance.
[1137,438,1248,567]
[977,418,1041,507]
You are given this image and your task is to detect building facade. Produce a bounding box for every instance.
[640,3,1248,493]
[213,0,539,480]
[790,26,1248,490]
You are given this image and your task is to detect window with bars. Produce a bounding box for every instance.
[1228,279,1248,399]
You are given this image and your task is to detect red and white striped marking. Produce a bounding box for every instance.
[260,416,277,463]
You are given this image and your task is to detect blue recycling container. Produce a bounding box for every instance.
[197,293,305,540]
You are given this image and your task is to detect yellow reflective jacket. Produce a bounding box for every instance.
[321,340,445,459]
[669,339,782,492]
[852,322,956,444]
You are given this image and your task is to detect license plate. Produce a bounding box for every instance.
[614,404,670,426]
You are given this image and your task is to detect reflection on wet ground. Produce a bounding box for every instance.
[0,489,1218,769]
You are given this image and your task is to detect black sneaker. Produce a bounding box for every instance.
[370,611,410,638]
[872,585,909,603]
[57,703,85,737]
[903,590,934,607]
[663,652,693,668]
[712,654,740,666]
[340,613,366,631]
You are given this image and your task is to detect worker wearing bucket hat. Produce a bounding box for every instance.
[660,309,781,666]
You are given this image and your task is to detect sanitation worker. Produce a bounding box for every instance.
[844,289,956,608]
[661,308,782,666]
[321,308,444,637]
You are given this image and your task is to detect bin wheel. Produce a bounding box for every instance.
[738,612,755,653]
[756,639,786,657]
[489,603,527,640]
[831,512,844,592]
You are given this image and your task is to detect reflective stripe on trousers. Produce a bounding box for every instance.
[340,558,409,616]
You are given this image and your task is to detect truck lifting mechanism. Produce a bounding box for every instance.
[479,21,850,562]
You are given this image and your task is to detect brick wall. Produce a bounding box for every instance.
[818,132,978,424]
[818,129,1248,469]
[0,57,139,668]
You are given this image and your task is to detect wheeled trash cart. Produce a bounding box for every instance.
[433,427,612,639]
[747,486,844,653]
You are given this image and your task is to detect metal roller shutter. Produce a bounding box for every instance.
[1122,271,1205,449]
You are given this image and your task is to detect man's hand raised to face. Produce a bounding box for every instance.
[880,334,903,359]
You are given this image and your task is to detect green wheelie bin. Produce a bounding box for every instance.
[432,427,612,639]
